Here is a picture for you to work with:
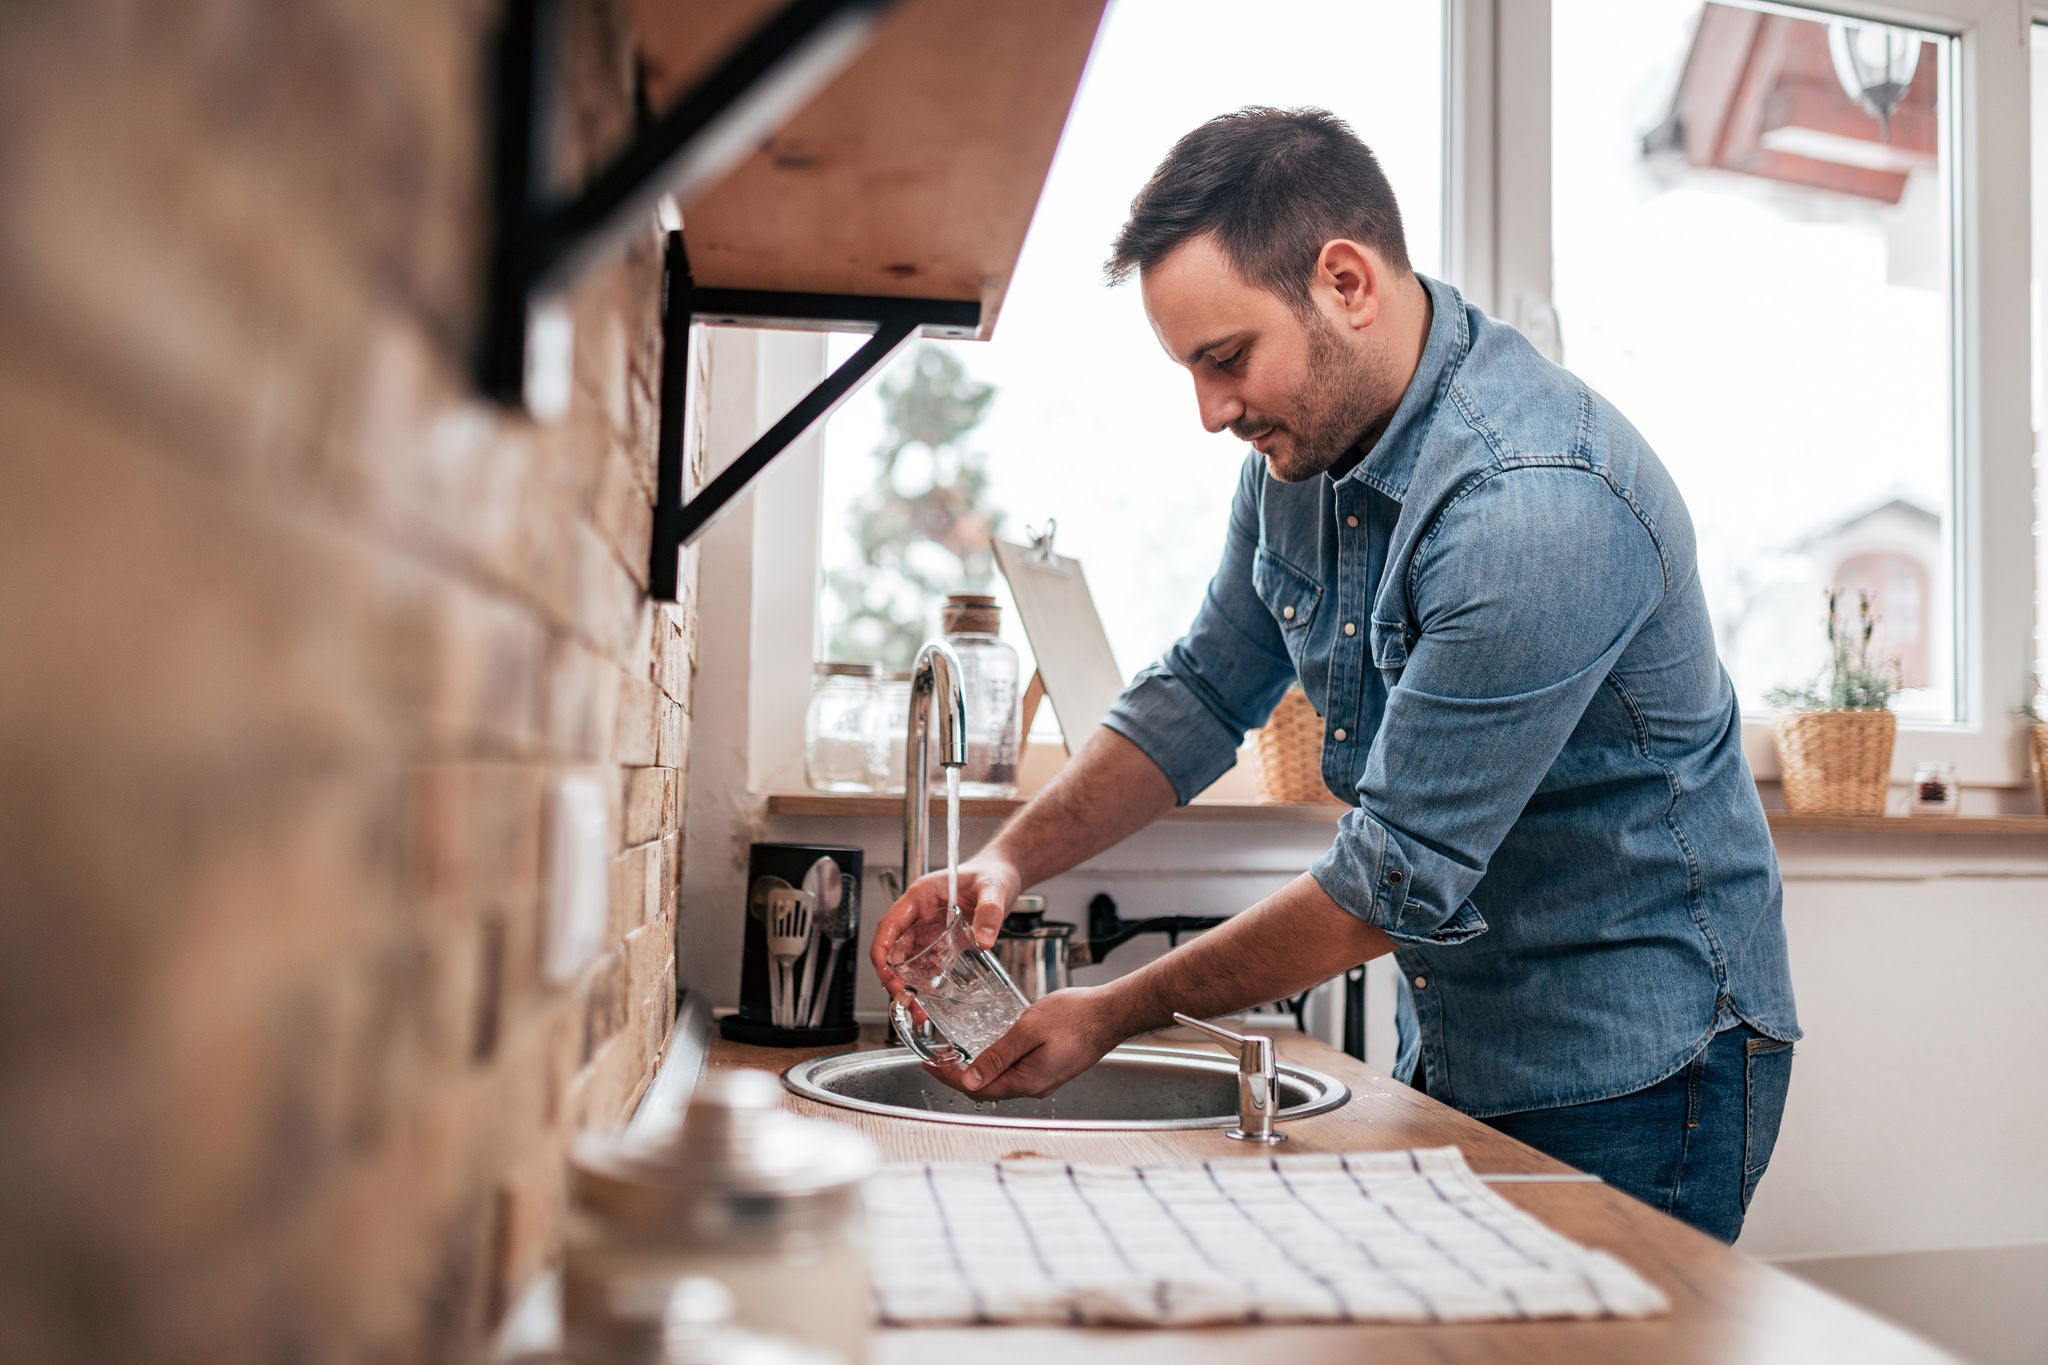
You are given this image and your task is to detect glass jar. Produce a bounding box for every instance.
[867,672,912,794]
[939,595,1021,797]
[565,1070,877,1364]
[803,663,879,792]
[1909,760,1959,816]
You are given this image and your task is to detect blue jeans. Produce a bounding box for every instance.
[1476,1025,1794,1243]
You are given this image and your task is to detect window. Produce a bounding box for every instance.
[815,0,1446,702]
[1552,0,1959,721]
[767,0,2039,790]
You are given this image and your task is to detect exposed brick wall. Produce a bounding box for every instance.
[0,3,692,1361]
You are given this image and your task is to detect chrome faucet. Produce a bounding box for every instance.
[880,642,974,1060]
[1173,1012,1286,1143]
[900,639,967,891]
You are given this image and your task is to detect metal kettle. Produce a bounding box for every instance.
[993,892,1234,1002]
[994,895,1074,1000]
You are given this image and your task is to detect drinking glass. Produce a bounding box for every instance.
[886,913,1028,1067]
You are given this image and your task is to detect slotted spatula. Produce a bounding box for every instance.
[767,887,814,1029]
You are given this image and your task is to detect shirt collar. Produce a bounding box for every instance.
[1327,273,1467,502]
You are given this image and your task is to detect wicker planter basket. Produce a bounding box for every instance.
[1772,708,1896,815]
[1253,687,1341,805]
[2031,721,2048,815]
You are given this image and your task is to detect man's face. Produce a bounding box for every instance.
[1141,234,1388,482]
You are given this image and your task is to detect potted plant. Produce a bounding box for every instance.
[1765,590,1902,815]
[2023,674,2048,815]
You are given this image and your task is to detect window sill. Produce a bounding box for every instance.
[1763,811,2048,837]
[1739,716,2038,790]
[767,791,2048,839]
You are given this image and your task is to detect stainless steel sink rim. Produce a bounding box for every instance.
[782,1043,1351,1130]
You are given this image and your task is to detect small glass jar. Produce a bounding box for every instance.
[867,672,912,794]
[1910,760,1959,816]
[939,595,1020,798]
[565,1070,877,1364]
[804,663,880,792]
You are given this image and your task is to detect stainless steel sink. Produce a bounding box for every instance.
[782,1043,1350,1130]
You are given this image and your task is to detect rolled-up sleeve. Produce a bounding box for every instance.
[1103,455,1296,803]
[1309,467,1666,945]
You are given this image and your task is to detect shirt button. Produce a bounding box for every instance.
[1333,727,1348,742]
[1346,515,1359,528]
[1413,975,1428,989]
[1282,605,1295,620]
[1387,869,1402,883]
[1343,622,1357,637]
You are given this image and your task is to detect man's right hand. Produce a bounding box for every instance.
[870,856,1021,1000]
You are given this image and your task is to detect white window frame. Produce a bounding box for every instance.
[741,0,2039,797]
[1470,0,2038,791]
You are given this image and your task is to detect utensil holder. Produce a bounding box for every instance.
[721,842,865,1047]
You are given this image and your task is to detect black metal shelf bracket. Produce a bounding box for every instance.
[479,0,904,413]
[649,232,981,600]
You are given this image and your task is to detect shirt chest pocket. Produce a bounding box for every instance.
[1252,548,1322,668]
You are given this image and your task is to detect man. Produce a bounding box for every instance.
[872,108,1799,1243]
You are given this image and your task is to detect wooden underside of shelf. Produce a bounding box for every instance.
[632,0,1110,337]
[767,792,2048,837]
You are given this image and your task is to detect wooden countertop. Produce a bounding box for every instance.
[712,1029,1954,1363]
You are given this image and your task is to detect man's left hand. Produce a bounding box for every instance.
[928,986,1129,1100]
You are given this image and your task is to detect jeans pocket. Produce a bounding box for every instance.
[1741,1036,1794,1211]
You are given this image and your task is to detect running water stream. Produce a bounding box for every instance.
[945,766,960,918]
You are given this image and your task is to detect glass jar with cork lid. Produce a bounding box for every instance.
[939,593,1020,797]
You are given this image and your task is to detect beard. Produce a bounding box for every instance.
[1236,310,1391,483]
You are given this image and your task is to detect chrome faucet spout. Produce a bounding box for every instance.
[903,640,968,891]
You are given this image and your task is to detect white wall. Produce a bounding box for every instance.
[1741,832,2048,1262]
[676,327,827,1007]
[1740,831,2048,1362]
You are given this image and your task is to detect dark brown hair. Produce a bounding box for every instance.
[1105,107,1411,307]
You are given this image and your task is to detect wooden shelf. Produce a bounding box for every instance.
[633,0,1110,337]
[768,791,2048,838]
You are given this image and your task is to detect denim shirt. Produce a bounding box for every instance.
[1103,276,1800,1118]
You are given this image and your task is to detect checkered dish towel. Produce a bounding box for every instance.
[868,1146,1668,1327]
